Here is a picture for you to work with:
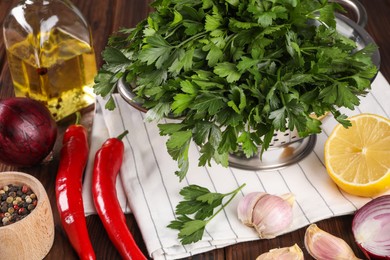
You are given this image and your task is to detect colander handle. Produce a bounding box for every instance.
[332,0,368,28]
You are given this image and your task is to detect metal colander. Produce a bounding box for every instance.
[228,129,317,171]
[119,78,318,171]
[269,128,303,147]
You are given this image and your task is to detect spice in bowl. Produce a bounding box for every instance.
[0,171,54,259]
[0,184,38,226]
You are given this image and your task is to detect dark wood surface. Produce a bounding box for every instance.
[1,0,389,259]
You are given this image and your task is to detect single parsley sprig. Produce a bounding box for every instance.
[168,183,245,245]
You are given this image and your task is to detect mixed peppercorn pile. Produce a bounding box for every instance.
[0,184,37,226]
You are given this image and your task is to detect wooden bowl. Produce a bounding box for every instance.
[0,171,54,259]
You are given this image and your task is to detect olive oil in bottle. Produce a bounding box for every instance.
[3,0,97,121]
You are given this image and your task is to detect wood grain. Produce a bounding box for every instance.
[0,0,389,259]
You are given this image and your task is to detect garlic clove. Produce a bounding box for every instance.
[304,224,362,260]
[252,193,294,238]
[237,192,267,226]
[256,244,304,260]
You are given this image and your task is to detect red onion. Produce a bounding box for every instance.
[352,195,390,259]
[0,97,57,167]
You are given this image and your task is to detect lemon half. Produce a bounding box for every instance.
[324,113,390,197]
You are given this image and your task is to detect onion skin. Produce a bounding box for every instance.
[352,195,390,260]
[0,97,57,167]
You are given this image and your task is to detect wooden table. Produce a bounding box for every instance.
[0,0,389,259]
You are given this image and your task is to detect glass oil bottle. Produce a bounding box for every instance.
[3,0,97,121]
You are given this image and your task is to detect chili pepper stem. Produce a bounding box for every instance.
[117,130,129,140]
[74,111,81,125]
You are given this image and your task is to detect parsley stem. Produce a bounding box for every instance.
[177,31,208,49]
[164,24,182,40]
[205,183,246,224]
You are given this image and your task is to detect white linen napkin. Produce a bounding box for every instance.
[82,72,390,260]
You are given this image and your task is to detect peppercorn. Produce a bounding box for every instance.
[21,185,29,194]
[0,184,38,226]
[2,216,10,225]
[6,196,13,204]
[27,204,35,211]
[18,207,27,215]
[25,196,32,204]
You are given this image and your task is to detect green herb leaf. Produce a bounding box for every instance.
[172,93,195,114]
[205,7,223,31]
[102,47,130,64]
[269,107,287,131]
[214,62,241,83]
[94,71,115,97]
[167,130,192,149]
[237,131,259,157]
[191,93,226,115]
[178,220,206,245]
[179,185,210,200]
[165,130,192,181]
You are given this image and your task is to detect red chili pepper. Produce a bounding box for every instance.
[55,113,96,260]
[92,130,147,260]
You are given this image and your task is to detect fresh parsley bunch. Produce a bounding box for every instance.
[95,0,378,180]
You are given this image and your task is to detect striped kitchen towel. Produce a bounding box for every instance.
[82,72,390,260]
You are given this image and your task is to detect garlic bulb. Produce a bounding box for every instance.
[304,224,362,260]
[237,192,295,238]
[256,244,304,260]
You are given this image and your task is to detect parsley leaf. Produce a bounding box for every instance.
[214,62,242,83]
